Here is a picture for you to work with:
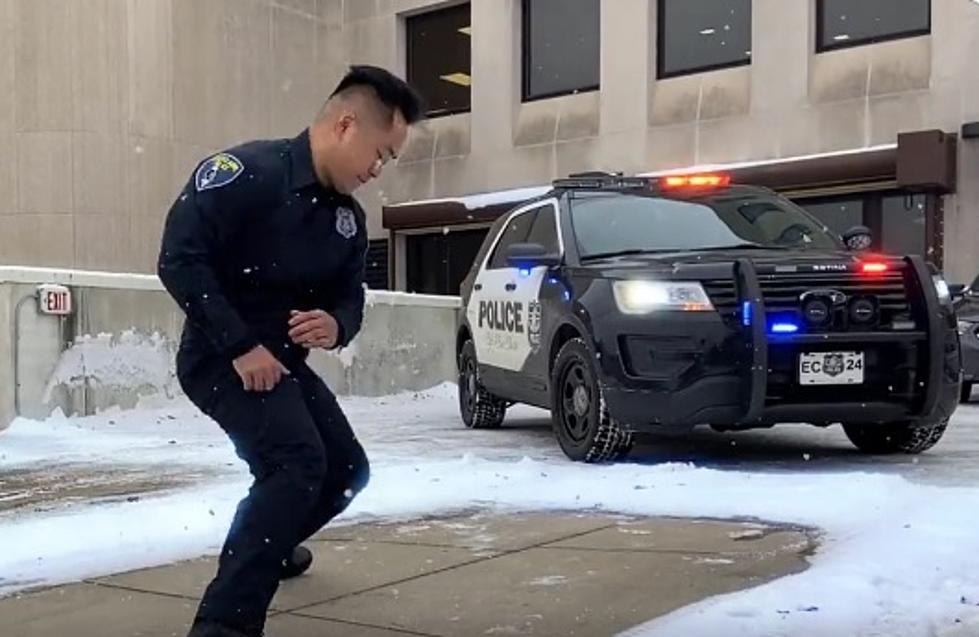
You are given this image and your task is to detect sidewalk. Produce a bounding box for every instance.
[2,511,815,637]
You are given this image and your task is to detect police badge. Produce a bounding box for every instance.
[336,206,358,239]
[527,300,543,353]
[823,353,844,377]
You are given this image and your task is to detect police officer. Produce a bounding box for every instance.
[158,65,424,637]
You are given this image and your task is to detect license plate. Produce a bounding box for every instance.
[799,352,864,385]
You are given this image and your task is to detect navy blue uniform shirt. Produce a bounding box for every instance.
[158,129,368,377]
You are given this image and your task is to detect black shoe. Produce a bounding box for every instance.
[186,620,256,637]
[280,545,313,579]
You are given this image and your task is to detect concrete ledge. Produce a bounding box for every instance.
[0,267,462,430]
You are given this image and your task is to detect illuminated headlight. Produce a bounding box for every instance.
[933,275,951,304]
[612,280,714,314]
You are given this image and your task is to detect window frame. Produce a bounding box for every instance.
[815,0,931,54]
[521,0,601,102]
[405,2,473,119]
[655,0,753,80]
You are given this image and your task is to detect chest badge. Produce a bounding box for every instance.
[336,206,358,239]
[195,153,244,192]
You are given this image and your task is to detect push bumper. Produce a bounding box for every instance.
[594,256,961,430]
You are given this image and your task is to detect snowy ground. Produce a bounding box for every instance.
[2,385,979,636]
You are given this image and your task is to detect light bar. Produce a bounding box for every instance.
[661,174,731,189]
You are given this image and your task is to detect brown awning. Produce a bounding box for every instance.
[382,130,954,232]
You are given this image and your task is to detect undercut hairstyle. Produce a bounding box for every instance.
[326,65,426,126]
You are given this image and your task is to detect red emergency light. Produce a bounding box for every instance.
[861,262,888,274]
[661,173,731,189]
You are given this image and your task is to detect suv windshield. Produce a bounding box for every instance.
[570,189,842,258]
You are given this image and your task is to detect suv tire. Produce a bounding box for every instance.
[842,418,950,455]
[550,338,633,462]
[458,340,507,429]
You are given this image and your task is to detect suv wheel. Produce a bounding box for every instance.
[842,418,950,455]
[551,338,633,462]
[962,382,973,404]
[458,340,506,429]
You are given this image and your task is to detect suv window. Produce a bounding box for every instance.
[570,190,841,257]
[525,204,560,254]
[488,209,538,269]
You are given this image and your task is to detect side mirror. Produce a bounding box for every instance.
[842,225,873,252]
[506,242,561,269]
[949,283,967,299]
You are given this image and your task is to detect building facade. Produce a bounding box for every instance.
[1,0,977,296]
[377,0,979,295]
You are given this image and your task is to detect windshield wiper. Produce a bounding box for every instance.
[694,243,793,252]
[581,248,673,261]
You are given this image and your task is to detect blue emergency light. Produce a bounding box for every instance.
[770,322,800,334]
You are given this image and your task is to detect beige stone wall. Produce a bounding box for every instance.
[1,0,978,279]
[0,0,348,273]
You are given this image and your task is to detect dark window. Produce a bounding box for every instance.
[364,239,389,290]
[525,204,561,253]
[522,0,600,101]
[488,210,538,269]
[798,198,864,238]
[817,0,930,52]
[797,191,930,258]
[657,0,752,79]
[406,4,471,117]
[406,228,489,295]
[881,194,926,257]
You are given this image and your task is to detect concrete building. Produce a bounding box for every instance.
[1,0,978,294]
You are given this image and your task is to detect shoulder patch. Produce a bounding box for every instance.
[195,153,245,192]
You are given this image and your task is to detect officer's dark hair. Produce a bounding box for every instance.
[328,65,426,126]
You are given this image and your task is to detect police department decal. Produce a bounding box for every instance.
[195,153,244,192]
[336,206,358,239]
[526,300,542,353]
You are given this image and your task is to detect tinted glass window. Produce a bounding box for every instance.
[407,228,489,295]
[525,204,560,254]
[881,194,926,257]
[818,0,930,51]
[488,210,538,269]
[800,198,864,237]
[570,190,840,258]
[523,0,600,100]
[658,0,752,78]
[407,4,471,117]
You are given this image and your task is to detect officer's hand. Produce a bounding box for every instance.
[288,310,339,349]
[233,345,291,392]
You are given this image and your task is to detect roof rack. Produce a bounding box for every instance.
[552,171,651,190]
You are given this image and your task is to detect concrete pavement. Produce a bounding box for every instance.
[1,511,815,637]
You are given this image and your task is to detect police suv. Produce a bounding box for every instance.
[455,172,962,462]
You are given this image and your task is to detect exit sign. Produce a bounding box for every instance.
[37,284,73,316]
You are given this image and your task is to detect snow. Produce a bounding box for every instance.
[383,185,551,211]
[2,386,979,636]
[43,330,179,401]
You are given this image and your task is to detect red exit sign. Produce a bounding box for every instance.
[37,284,73,316]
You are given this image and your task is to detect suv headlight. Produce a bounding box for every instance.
[612,280,714,314]
[933,274,952,304]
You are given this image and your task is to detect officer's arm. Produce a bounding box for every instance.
[157,183,259,360]
[329,226,368,350]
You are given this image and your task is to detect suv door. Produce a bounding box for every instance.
[466,201,562,403]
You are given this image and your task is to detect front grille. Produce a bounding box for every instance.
[703,269,912,331]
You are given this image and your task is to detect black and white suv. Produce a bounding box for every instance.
[455,172,962,462]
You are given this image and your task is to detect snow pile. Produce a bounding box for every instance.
[43,330,179,401]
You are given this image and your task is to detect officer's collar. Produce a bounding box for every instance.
[288,128,320,190]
